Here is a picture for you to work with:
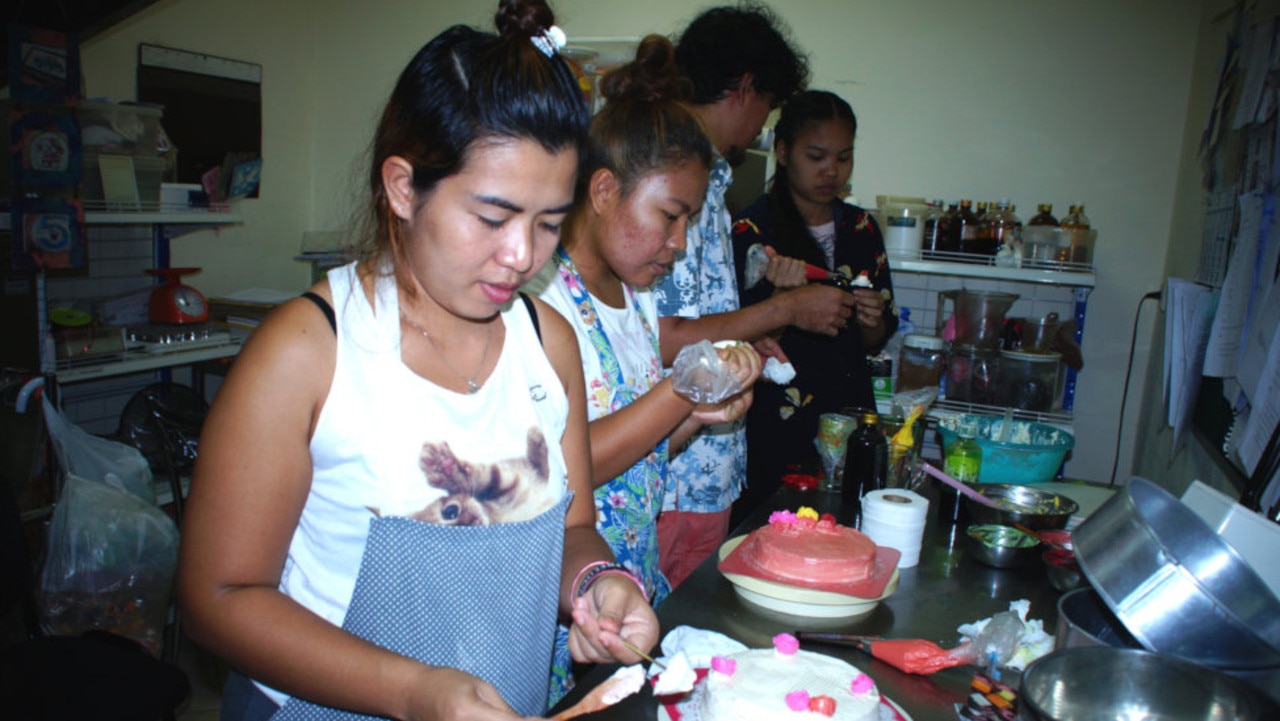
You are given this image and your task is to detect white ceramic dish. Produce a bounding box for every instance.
[717,536,901,618]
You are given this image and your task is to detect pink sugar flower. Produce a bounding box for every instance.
[768,510,799,526]
[851,673,875,694]
[710,656,737,676]
[785,690,810,711]
[773,633,800,655]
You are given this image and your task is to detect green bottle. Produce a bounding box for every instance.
[940,418,982,526]
[944,421,983,483]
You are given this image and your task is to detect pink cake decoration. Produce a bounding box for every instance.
[772,632,800,655]
[785,690,810,711]
[851,673,875,694]
[710,656,736,676]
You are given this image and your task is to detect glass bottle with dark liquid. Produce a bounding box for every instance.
[952,199,981,259]
[841,410,887,526]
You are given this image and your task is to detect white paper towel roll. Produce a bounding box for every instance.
[861,489,929,568]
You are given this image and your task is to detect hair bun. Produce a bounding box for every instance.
[494,0,555,40]
[600,34,689,104]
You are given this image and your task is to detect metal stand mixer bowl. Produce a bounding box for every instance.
[936,290,1019,348]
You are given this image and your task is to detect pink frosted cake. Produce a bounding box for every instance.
[696,634,882,721]
[738,508,877,585]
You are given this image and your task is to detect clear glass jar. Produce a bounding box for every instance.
[944,342,998,404]
[897,334,945,393]
[995,350,1062,411]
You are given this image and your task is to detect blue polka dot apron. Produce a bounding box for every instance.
[271,492,572,719]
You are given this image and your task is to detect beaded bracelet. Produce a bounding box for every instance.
[573,560,649,603]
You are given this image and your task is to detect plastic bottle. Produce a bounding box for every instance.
[1028,203,1059,226]
[939,417,982,525]
[1059,204,1094,264]
[1059,204,1091,229]
[925,201,959,258]
[952,199,981,257]
[842,411,888,523]
[943,421,983,483]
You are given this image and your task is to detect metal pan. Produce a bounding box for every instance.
[1073,477,1280,669]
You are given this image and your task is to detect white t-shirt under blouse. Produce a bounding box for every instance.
[531,263,663,421]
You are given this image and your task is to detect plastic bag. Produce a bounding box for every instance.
[946,600,1055,671]
[38,473,179,655]
[42,396,155,504]
[670,340,745,404]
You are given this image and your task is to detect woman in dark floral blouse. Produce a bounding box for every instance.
[731,90,897,522]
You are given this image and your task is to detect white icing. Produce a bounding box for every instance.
[652,650,697,696]
[600,664,646,705]
[763,357,797,384]
[697,649,880,721]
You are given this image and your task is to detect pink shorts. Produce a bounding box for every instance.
[657,508,731,589]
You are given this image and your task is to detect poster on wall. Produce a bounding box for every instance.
[8,108,81,188]
[6,24,82,104]
[10,196,86,271]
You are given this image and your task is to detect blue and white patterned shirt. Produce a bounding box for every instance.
[653,151,748,513]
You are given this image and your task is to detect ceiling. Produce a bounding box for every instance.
[4,0,162,92]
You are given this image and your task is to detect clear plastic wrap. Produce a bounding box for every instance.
[670,340,745,404]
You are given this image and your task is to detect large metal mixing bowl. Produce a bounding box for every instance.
[1020,647,1280,721]
[1073,477,1280,668]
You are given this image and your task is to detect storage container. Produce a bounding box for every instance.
[994,350,1061,412]
[875,195,929,259]
[943,342,997,404]
[897,333,944,393]
[82,153,171,206]
[1022,225,1097,267]
[76,101,165,157]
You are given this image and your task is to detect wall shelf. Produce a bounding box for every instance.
[53,337,243,385]
[43,208,247,386]
[887,250,1096,288]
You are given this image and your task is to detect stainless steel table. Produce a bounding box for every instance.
[551,484,1066,720]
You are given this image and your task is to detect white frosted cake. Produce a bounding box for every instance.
[696,643,881,721]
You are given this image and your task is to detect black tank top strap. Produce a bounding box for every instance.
[519,292,541,345]
[300,291,336,334]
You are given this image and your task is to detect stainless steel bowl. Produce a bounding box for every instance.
[1073,477,1280,668]
[1054,587,1142,651]
[965,483,1078,530]
[1041,549,1084,593]
[964,524,1038,568]
[1020,647,1280,721]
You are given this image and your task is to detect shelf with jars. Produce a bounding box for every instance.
[884,252,1093,431]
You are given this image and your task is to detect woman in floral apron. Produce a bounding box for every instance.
[177,3,657,720]
[532,34,762,706]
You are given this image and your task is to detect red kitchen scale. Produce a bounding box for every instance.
[145,267,210,324]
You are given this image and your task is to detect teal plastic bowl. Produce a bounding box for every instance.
[935,415,1074,485]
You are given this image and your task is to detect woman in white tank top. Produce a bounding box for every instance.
[176,4,658,720]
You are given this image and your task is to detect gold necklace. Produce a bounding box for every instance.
[401,314,494,394]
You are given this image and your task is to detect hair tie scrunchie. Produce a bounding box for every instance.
[532,25,567,58]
